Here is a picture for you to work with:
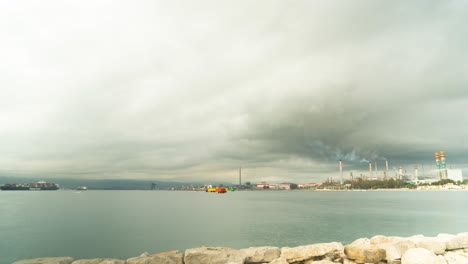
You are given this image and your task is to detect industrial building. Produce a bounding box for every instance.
[434,150,463,182]
[336,150,464,185]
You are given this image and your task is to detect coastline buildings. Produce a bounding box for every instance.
[335,150,464,184]
[256,182,321,189]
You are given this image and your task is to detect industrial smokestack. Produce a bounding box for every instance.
[435,152,441,179]
[369,162,372,177]
[239,167,242,186]
[375,160,378,172]
[439,150,448,179]
[339,160,343,185]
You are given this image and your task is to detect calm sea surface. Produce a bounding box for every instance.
[1,190,467,263]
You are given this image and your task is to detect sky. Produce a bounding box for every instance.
[1,1,467,183]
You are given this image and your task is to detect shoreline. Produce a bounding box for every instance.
[2,187,468,192]
[14,232,468,264]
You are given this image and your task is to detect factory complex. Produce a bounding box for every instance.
[335,150,464,186]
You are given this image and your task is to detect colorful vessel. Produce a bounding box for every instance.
[0,181,59,191]
[205,185,229,193]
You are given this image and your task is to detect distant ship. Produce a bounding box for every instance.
[0,181,59,191]
[76,186,88,191]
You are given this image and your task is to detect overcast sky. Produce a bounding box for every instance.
[1,1,467,183]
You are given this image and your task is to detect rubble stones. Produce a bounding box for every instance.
[13,232,468,264]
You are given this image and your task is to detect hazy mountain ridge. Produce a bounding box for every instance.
[0,176,210,190]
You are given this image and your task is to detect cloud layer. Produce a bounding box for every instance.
[1,1,467,183]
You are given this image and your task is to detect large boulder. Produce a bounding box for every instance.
[184,247,246,264]
[450,249,468,258]
[13,257,75,264]
[281,242,343,263]
[437,234,456,242]
[72,259,125,264]
[127,251,183,264]
[370,235,404,245]
[377,240,415,262]
[303,259,335,264]
[445,233,468,250]
[344,238,386,264]
[240,246,280,263]
[436,255,447,264]
[408,237,446,254]
[444,251,468,264]
[267,257,288,264]
[344,246,386,263]
[401,248,438,264]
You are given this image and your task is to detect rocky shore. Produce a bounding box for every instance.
[13,232,468,264]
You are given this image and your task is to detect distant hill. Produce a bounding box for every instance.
[0,176,230,190]
[0,176,207,190]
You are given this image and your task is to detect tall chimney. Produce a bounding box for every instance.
[435,152,441,179]
[369,162,372,177]
[440,150,447,179]
[339,160,343,185]
[239,167,242,186]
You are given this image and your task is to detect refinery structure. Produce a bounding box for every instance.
[337,150,464,184]
[434,150,463,182]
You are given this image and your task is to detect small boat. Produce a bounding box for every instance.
[205,185,228,193]
[215,187,228,193]
[77,186,88,191]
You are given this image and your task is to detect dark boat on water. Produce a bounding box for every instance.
[0,181,59,191]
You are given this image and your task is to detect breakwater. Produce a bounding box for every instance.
[13,232,468,264]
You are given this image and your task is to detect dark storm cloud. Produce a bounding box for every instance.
[0,1,467,182]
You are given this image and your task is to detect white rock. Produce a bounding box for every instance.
[184,247,245,264]
[344,246,386,263]
[268,257,289,264]
[436,255,448,264]
[401,248,438,264]
[127,252,184,264]
[13,257,75,264]
[240,246,281,263]
[407,235,425,240]
[303,259,334,264]
[350,238,371,247]
[438,234,456,242]
[99,261,126,264]
[378,240,415,261]
[344,238,386,264]
[281,242,343,263]
[71,259,125,264]
[408,237,446,255]
[446,233,468,250]
[450,249,468,258]
[444,251,468,264]
[370,235,404,245]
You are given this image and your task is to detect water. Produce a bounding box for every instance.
[1,190,467,263]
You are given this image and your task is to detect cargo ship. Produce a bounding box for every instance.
[0,181,59,191]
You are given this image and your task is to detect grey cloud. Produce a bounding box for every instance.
[0,1,467,183]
